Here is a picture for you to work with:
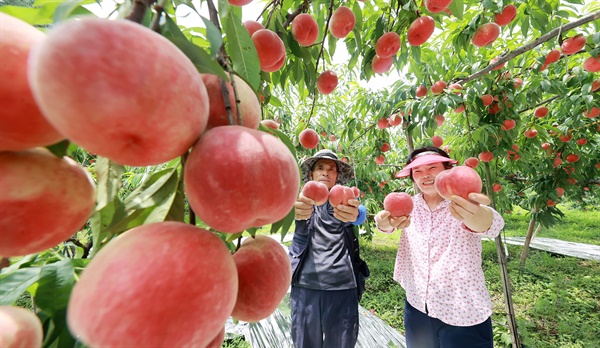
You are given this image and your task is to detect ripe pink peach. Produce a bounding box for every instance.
[28,17,209,166]
[67,222,238,348]
[407,16,435,46]
[583,56,600,72]
[184,126,300,233]
[472,23,501,47]
[0,306,43,348]
[372,55,394,74]
[424,0,452,13]
[388,113,403,126]
[375,154,385,165]
[432,135,443,147]
[380,142,391,152]
[384,192,414,217]
[291,14,319,46]
[375,32,401,58]
[252,29,286,72]
[299,128,320,149]
[464,157,480,168]
[302,181,329,206]
[544,49,561,65]
[243,20,264,36]
[481,94,494,106]
[534,107,548,118]
[316,70,339,94]
[502,119,516,131]
[0,148,95,257]
[329,185,355,206]
[228,0,252,6]
[434,166,483,201]
[329,6,356,39]
[478,151,494,162]
[494,4,517,26]
[561,35,586,55]
[260,119,279,130]
[377,118,389,129]
[430,80,447,94]
[231,236,292,322]
[0,13,64,151]
[201,74,260,130]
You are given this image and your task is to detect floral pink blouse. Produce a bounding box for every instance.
[381,194,504,326]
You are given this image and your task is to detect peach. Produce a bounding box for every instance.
[448,83,462,94]
[383,192,414,217]
[464,157,480,168]
[243,20,264,36]
[566,154,579,163]
[377,118,390,129]
[388,113,403,126]
[454,104,465,113]
[584,107,599,118]
[329,185,355,206]
[231,236,292,322]
[481,94,494,106]
[375,32,401,58]
[472,23,501,47]
[67,222,238,347]
[493,183,502,192]
[524,128,538,138]
[430,80,447,94]
[291,14,319,47]
[201,74,260,130]
[583,56,600,72]
[407,16,435,46]
[228,0,252,6]
[302,181,329,206]
[329,6,356,39]
[351,186,360,198]
[547,199,556,207]
[432,135,443,147]
[559,133,573,142]
[0,306,43,348]
[261,119,279,130]
[576,138,587,145]
[424,0,452,13]
[556,187,565,198]
[380,142,391,152]
[375,154,385,165]
[416,85,428,97]
[434,166,483,201]
[561,35,586,55]
[252,29,286,72]
[541,142,551,150]
[490,56,505,70]
[316,70,339,94]
[435,115,445,126]
[372,55,394,74]
[478,151,494,162]
[513,78,523,88]
[494,4,517,26]
[28,18,208,167]
[592,79,600,92]
[502,119,516,131]
[299,128,320,149]
[184,126,300,233]
[0,148,95,257]
[206,328,225,348]
[488,102,501,114]
[534,107,548,118]
[553,157,563,167]
[0,13,64,151]
[544,49,561,65]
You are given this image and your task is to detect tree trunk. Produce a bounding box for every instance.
[520,211,537,267]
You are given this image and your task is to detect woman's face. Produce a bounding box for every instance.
[411,162,447,195]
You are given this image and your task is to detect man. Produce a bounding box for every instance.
[289,149,367,348]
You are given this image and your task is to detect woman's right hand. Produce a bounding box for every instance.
[294,194,314,220]
[374,210,411,232]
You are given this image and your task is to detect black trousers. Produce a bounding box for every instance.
[290,286,359,348]
[404,300,493,348]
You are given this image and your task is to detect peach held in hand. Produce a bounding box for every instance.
[434,166,483,202]
[383,192,414,217]
[329,185,355,206]
[302,181,330,206]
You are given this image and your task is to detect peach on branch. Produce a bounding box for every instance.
[372,55,394,74]
[494,4,517,26]
[0,13,64,151]
[524,128,538,138]
[0,148,95,257]
[67,222,238,348]
[388,113,403,126]
[243,20,264,36]
[0,306,43,348]
[478,151,494,162]
[380,143,391,152]
[489,56,505,70]
[383,192,414,217]
[481,94,494,106]
[377,118,390,129]
[561,35,586,55]
[28,17,209,166]
[231,236,291,322]
[252,29,286,72]
[592,79,600,92]
[492,183,502,192]
[424,0,452,13]
[228,0,252,6]
[329,6,356,39]
[436,115,445,127]
[448,83,462,94]
[502,119,516,131]
[430,80,447,94]
[261,119,279,130]
[534,107,548,118]
[488,102,501,114]
[454,104,465,113]
[541,142,551,150]
[201,74,260,130]
[375,154,385,165]
[553,157,563,167]
[416,85,428,97]
[432,135,443,147]
[375,32,401,58]
[434,166,483,201]
[583,56,600,72]
[407,16,436,46]
[291,14,319,47]
[566,154,579,163]
[584,107,599,118]
[471,23,501,47]
[183,126,300,233]
[316,70,339,94]
[299,128,320,149]
[464,157,479,168]
[556,187,565,198]
[559,133,573,142]
[576,138,587,145]
[301,181,329,206]
[544,49,561,65]
[329,185,355,206]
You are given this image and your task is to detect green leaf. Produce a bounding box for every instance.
[45,140,70,158]
[224,13,261,91]
[200,15,224,59]
[52,0,93,23]
[279,206,296,241]
[34,260,75,316]
[448,0,464,20]
[95,156,124,211]
[0,267,40,305]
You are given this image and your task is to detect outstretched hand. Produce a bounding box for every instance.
[448,192,493,232]
[374,210,411,233]
[333,198,360,222]
[294,194,314,220]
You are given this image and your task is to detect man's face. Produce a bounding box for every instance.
[309,159,338,189]
[411,162,446,195]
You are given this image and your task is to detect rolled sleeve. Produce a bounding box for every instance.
[352,205,367,226]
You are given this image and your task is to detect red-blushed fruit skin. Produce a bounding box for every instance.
[243,20,264,37]
[299,128,320,149]
[0,148,95,257]
[375,32,401,58]
[430,80,447,94]
[434,166,483,202]
[28,18,208,167]
[302,181,330,206]
[205,328,225,348]
[576,138,587,145]
[566,154,579,163]
[592,79,600,92]
[200,74,260,130]
[478,151,494,162]
[464,157,479,168]
[0,13,64,151]
[231,236,292,322]
[372,55,394,73]
[375,154,385,165]
[493,183,502,192]
[416,85,428,97]
[261,119,279,130]
[534,107,548,118]
[351,186,360,198]
[561,35,586,55]
[481,94,494,106]
[291,14,319,47]
[471,22,501,47]
[228,0,252,6]
[524,128,538,138]
[251,29,286,71]
[380,142,391,152]
[502,119,516,131]
[545,49,561,65]
[432,135,443,147]
[583,56,600,72]
[329,6,356,39]
[316,70,338,94]
[0,306,43,348]
[184,126,300,233]
[556,187,565,198]
[384,192,414,217]
[494,4,517,26]
[67,222,238,348]
[490,57,505,70]
[388,113,402,126]
[424,0,452,13]
[407,16,435,46]
[329,185,355,206]
[377,118,390,129]
[584,107,599,118]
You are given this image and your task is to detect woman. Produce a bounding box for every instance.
[375,146,504,348]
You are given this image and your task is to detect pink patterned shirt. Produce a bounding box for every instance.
[382,194,504,326]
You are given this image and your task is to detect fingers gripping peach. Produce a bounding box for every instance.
[329,184,355,206]
[184,126,300,233]
[301,181,329,206]
[28,17,209,166]
[383,192,414,217]
[67,222,238,348]
[0,306,43,348]
[434,166,483,202]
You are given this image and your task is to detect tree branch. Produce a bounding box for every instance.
[125,0,156,24]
